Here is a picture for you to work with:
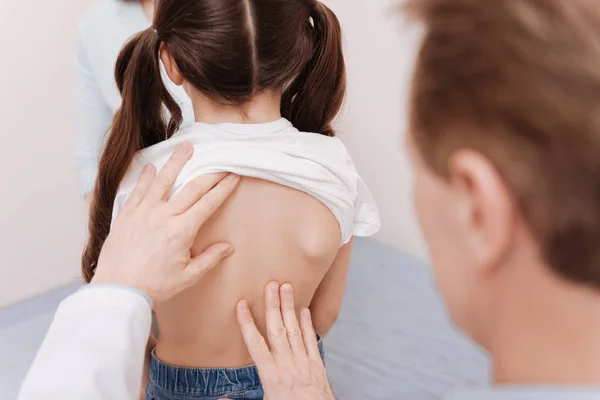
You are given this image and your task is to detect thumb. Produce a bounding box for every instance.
[181,242,234,286]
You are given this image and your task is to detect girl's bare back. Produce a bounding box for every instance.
[154,177,341,368]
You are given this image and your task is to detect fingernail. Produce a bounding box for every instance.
[227,174,239,181]
[223,245,234,257]
[270,282,279,297]
[142,164,154,173]
[283,284,293,299]
[176,143,191,154]
[239,300,249,312]
[302,308,311,319]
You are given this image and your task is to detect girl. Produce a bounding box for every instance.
[82,0,380,399]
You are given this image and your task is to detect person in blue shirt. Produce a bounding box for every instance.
[75,0,193,200]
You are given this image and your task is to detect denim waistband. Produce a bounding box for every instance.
[149,350,261,396]
[149,339,325,397]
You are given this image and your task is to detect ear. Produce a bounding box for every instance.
[160,42,184,86]
[448,149,516,272]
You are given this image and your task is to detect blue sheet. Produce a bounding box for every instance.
[325,238,490,399]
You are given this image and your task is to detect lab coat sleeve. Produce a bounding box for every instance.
[18,285,153,400]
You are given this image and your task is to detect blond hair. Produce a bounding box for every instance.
[406,0,600,285]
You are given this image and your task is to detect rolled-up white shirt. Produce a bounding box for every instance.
[18,285,152,400]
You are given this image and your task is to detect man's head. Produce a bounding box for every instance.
[405,0,600,345]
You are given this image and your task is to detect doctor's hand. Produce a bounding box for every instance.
[92,143,240,305]
[236,282,336,400]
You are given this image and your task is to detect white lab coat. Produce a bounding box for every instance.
[18,286,152,400]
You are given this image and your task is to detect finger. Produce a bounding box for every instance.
[300,308,322,362]
[179,243,234,289]
[280,284,308,359]
[124,164,156,212]
[182,174,240,230]
[145,143,193,203]
[236,300,278,372]
[264,281,293,357]
[167,173,229,215]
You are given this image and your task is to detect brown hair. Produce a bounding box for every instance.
[405,0,600,286]
[81,0,346,282]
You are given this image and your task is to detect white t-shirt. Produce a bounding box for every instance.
[113,119,380,245]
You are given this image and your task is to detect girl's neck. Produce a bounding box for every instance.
[190,90,283,125]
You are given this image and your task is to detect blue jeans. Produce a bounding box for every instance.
[146,341,326,400]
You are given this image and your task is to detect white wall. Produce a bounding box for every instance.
[326,0,428,260]
[0,0,93,308]
[0,0,427,308]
